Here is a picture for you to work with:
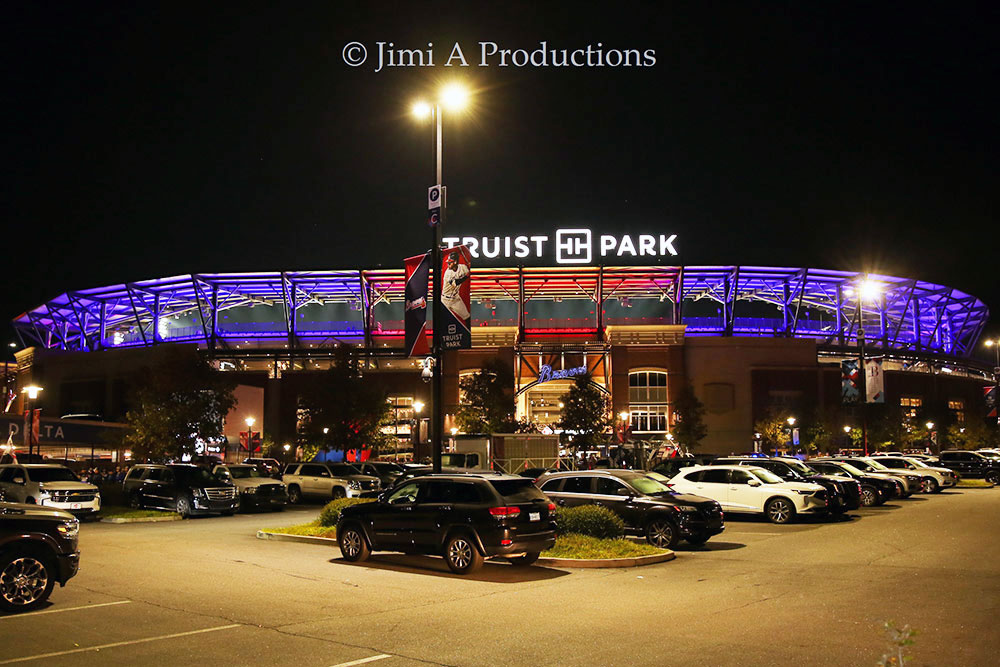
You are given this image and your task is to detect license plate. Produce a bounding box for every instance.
[72,503,81,509]
[529,512,540,521]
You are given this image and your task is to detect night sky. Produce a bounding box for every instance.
[4,2,997,358]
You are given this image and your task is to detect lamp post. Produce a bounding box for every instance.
[855,277,882,456]
[986,339,1000,427]
[784,416,796,456]
[245,416,256,461]
[21,385,43,459]
[412,83,470,473]
[411,400,425,460]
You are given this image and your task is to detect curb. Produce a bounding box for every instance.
[100,514,182,523]
[535,551,675,568]
[955,484,996,490]
[257,530,337,544]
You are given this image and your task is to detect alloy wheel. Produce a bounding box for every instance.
[861,487,877,506]
[647,520,676,548]
[767,498,792,524]
[341,530,361,558]
[448,539,473,570]
[1,557,48,608]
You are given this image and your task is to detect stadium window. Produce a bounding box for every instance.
[628,370,668,433]
[900,396,922,420]
[948,399,965,423]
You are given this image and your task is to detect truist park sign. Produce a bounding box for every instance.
[441,229,678,265]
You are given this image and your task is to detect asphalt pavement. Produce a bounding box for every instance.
[2,490,999,666]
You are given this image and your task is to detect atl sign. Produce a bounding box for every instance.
[442,229,678,265]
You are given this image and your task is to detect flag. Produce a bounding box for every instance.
[865,358,885,404]
[841,359,860,404]
[404,253,431,357]
[986,385,998,420]
[22,408,40,448]
[439,245,472,350]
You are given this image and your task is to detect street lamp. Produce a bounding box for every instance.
[854,276,883,455]
[21,385,43,458]
[412,82,471,473]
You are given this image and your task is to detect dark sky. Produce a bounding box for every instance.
[3,2,998,357]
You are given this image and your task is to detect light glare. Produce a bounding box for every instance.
[411,101,431,119]
[440,83,469,111]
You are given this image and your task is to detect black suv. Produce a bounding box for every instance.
[1,501,80,612]
[337,474,557,574]
[805,460,898,506]
[123,464,238,517]
[712,457,862,513]
[937,451,1000,484]
[538,469,725,548]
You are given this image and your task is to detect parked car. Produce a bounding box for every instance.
[243,458,283,478]
[0,501,79,612]
[821,457,918,497]
[538,469,724,548]
[712,457,862,513]
[122,464,238,517]
[936,451,1000,484]
[869,456,957,492]
[667,465,828,524]
[355,461,407,488]
[213,465,287,511]
[804,460,898,506]
[337,473,557,574]
[281,463,380,504]
[0,465,101,519]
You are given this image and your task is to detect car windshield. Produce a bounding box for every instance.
[329,464,362,476]
[863,459,891,471]
[226,466,260,479]
[28,467,80,482]
[833,463,865,476]
[903,458,931,469]
[175,467,220,485]
[372,462,405,472]
[784,460,815,476]
[629,476,671,494]
[750,469,784,484]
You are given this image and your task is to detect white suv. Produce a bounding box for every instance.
[0,464,101,519]
[668,465,827,524]
[281,462,380,504]
[870,456,956,492]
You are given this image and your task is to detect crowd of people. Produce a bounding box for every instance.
[78,467,127,485]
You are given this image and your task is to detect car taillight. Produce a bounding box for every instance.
[501,539,512,546]
[489,506,521,517]
[547,502,556,511]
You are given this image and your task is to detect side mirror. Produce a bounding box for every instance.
[12,477,25,485]
[747,478,761,487]
[616,488,633,497]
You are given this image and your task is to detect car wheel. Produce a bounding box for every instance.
[444,533,483,574]
[175,495,192,518]
[860,486,878,507]
[287,485,302,504]
[645,518,679,549]
[338,525,370,562]
[332,487,347,500]
[765,497,795,524]
[508,552,540,566]
[128,493,142,509]
[0,550,56,613]
[985,471,999,485]
[921,478,939,494]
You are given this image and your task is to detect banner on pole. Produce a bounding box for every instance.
[865,358,885,404]
[22,409,40,448]
[404,253,431,357]
[440,245,472,350]
[985,385,997,420]
[841,359,860,404]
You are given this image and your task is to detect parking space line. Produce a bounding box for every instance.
[329,655,392,667]
[0,600,131,620]
[0,623,242,664]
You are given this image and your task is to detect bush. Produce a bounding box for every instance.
[318,497,375,527]
[555,504,625,539]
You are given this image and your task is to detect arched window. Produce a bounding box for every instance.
[628,370,669,433]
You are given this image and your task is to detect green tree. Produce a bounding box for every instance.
[123,348,236,461]
[753,412,791,454]
[671,382,707,452]
[557,376,612,450]
[455,360,530,434]
[296,349,393,460]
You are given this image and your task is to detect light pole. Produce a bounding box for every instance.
[21,385,43,459]
[855,277,882,456]
[245,416,255,461]
[412,83,470,473]
[785,416,796,456]
[411,400,425,461]
[986,339,999,427]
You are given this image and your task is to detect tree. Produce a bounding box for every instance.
[671,382,707,452]
[753,412,791,454]
[296,348,394,461]
[557,376,612,450]
[123,348,236,461]
[455,360,530,434]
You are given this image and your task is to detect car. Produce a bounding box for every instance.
[821,457,921,497]
[355,461,408,488]
[869,456,957,492]
[0,501,80,613]
[122,464,238,517]
[243,458,283,478]
[712,457,862,513]
[936,451,1000,484]
[213,464,287,511]
[0,464,101,519]
[538,469,724,548]
[337,473,557,574]
[804,460,898,506]
[281,462,380,504]
[667,465,828,524]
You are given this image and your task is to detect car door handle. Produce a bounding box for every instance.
[555,499,566,506]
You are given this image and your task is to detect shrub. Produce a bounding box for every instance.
[554,504,625,539]
[318,497,375,527]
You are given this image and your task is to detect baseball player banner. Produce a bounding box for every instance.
[841,359,860,404]
[865,358,885,404]
[404,252,431,357]
[440,245,472,350]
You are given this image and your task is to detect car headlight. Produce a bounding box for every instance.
[349,480,361,490]
[192,488,206,498]
[242,486,257,494]
[57,520,79,539]
[793,489,815,495]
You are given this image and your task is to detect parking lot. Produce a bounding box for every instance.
[3,490,999,666]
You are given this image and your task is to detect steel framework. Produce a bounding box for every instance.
[13,266,989,358]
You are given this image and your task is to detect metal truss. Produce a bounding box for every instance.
[12,266,989,358]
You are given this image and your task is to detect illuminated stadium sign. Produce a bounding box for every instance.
[441,229,678,265]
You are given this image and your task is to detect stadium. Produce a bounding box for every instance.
[7,264,995,459]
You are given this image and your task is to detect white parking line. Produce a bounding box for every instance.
[0,623,242,664]
[0,600,131,620]
[329,655,392,667]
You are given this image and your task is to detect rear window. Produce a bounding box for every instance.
[490,479,547,503]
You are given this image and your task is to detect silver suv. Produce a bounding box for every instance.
[0,464,101,519]
[281,462,380,504]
